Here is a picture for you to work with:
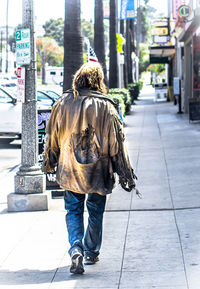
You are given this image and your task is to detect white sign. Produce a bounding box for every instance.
[173,77,180,95]
[16,29,31,65]
[17,67,25,103]
[154,35,169,44]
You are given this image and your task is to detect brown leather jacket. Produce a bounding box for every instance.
[42,89,137,196]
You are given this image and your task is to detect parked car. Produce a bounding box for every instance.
[0,87,21,142]
[0,88,56,142]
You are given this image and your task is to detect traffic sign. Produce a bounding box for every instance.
[16,29,31,65]
[178,5,191,18]
[17,67,25,103]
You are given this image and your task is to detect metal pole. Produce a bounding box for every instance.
[6,0,9,73]
[7,0,47,212]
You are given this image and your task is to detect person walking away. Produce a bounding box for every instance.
[42,62,139,274]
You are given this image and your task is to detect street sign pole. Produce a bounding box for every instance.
[7,0,48,212]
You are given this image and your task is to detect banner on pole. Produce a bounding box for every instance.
[172,0,183,19]
[120,0,136,19]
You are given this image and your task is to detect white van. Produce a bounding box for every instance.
[45,66,63,86]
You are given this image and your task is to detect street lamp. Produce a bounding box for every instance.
[7,0,48,212]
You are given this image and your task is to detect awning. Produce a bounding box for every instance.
[149,46,176,64]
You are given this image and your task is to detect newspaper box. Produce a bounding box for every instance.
[154,83,168,102]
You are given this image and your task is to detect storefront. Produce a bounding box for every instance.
[176,1,200,113]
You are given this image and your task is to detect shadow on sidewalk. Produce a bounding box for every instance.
[0,266,103,285]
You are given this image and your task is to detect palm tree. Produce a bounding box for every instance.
[120,19,128,88]
[63,0,83,91]
[109,0,118,88]
[126,19,133,84]
[94,0,107,84]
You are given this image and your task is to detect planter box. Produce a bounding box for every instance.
[129,85,139,103]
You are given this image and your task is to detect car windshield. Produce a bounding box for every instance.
[0,88,13,103]
[46,90,60,100]
[37,91,53,108]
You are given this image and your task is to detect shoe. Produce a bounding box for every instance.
[84,256,99,265]
[70,249,84,274]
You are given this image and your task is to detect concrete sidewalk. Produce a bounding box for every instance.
[1,85,200,288]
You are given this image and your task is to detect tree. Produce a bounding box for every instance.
[43,17,94,52]
[81,19,94,63]
[94,0,107,84]
[64,0,83,91]
[140,5,151,43]
[36,37,64,84]
[43,18,64,47]
[126,19,133,84]
[82,19,94,47]
[120,20,128,88]
[109,0,118,88]
[138,43,149,74]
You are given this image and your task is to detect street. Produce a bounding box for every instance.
[0,139,21,174]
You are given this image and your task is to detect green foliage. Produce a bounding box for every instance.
[147,64,165,74]
[109,88,132,114]
[128,80,143,92]
[36,37,64,67]
[81,19,94,47]
[43,18,64,47]
[42,17,94,57]
[138,79,144,90]
[108,92,125,119]
[83,52,88,64]
[140,5,151,43]
[139,43,149,74]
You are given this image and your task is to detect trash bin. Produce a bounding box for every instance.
[154,83,168,102]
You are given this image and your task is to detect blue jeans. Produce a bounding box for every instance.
[64,190,106,258]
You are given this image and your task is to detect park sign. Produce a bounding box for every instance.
[16,29,31,65]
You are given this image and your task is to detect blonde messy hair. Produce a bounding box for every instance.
[72,62,107,99]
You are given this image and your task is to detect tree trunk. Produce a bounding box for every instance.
[64,0,83,91]
[109,0,118,88]
[94,0,108,85]
[41,51,46,85]
[120,20,128,88]
[126,19,133,84]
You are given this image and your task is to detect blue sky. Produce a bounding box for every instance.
[0,0,167,28]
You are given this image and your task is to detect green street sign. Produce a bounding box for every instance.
[16,29,31,65]
[178,5,191,18]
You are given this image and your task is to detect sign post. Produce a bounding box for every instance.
[7,0,47,212]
